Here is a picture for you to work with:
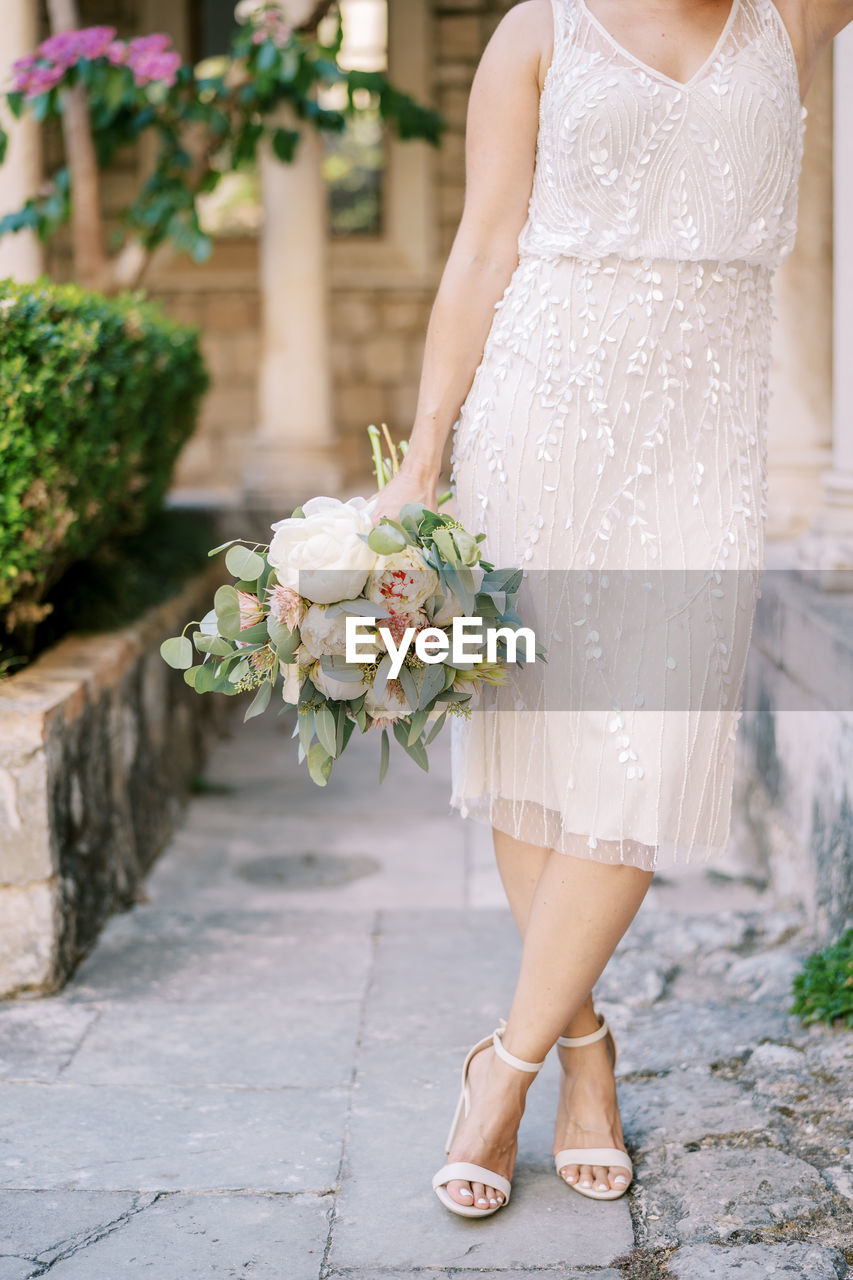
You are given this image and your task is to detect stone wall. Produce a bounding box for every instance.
[733,572,853,942]
[0,567,227,998]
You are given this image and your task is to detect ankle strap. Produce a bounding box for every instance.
[557,1016,610,1049]
[492,1027,546,1074]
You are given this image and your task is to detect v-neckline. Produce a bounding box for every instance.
[577,0,741,91]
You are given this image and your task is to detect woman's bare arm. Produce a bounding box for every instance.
[369,0,552,521]
[777,0,853,99]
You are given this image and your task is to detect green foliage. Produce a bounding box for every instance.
[0,19,444,269]
[791,928,853,1028]
[0,278,208,649]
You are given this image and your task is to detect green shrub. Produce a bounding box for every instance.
[791,927,853,1028]
[0,277,208,645]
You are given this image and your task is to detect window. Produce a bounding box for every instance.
[320,0,389,237]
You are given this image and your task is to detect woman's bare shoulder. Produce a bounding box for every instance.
[487,1,556,88]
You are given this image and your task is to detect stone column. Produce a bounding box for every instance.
[243,113,340,506]
[766,50,833,539]
[798,24,853,581]
[0,0,43,281]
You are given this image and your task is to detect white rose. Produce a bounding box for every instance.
[310,660,368,702]
[365,678,411,727]
[365,545,439,612]
[299,604,352,660]
[268,496,379,605]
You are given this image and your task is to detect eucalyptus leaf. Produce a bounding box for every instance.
[424,709,447,745]
[372,653,392,701]
[397,663,419,711]
[160,635,193,670]
[418,662,445,709]
[244,679,272,721]
[315,703,338,757]
[226,544,265,580]
[407,708,428,746]
[307,742,333,787]
[379,728,390,782]
[298,708,315,754]
[194,632,232,657]
[214,585,242,639]
[194,661,219,693]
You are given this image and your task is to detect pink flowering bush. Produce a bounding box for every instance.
[12,27,181,99]
[0,10,443,282]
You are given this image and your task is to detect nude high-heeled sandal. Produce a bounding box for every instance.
[432,1026,545,1218]
[553,1014,633,1201]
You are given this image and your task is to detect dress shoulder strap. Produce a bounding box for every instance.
[545,0,579,67]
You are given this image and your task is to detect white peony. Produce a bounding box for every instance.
[299,604,352,660]
[310,660,368,702]
[365,678,411,727]
[365,545,439,612]
[268,496,380,605]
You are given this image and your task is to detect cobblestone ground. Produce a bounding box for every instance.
[0,713,850,1278]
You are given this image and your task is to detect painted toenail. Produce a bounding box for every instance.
[614,1176,627,1185]
[478,1198,488,1206]
[597,1182,608,1190]
[581,1179,592,1187]
[489,1198,498,1205]
[459,1189,473,1197]
[566,1173,577,1182]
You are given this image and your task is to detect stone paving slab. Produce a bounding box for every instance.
[0,1002,97,1082]
[0,1190,156,1272]
[61,996,362,1089]
[0,1260,32,1280]
[147,813,469,914]
[668,1242,848,1278]
[0,1083,347,1193]
[65,908,374,1004]
[328,910,632,1272]
[323,1272,625,1279]
[40,1192,331,1280]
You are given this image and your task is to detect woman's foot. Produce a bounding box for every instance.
[553,1033,632,1194]
[444,1040,533,1210]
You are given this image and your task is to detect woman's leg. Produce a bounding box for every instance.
[445,829,652,1208]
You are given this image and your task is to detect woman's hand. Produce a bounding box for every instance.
[369,468,439,526]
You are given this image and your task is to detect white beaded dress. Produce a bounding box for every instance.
[449,0,805,870]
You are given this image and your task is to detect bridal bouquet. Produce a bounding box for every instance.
[161,428,539,785]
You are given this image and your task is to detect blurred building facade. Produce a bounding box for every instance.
[1,0,850,556]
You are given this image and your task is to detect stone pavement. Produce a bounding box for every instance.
[0,712,851,1279]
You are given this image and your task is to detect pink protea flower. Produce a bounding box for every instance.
[249,645,277,674]
[267,584,305,632]
[237,591,265,630]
